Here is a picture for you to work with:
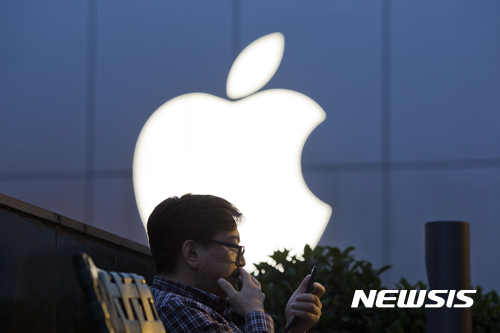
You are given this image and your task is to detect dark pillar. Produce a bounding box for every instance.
[425,221,472,333]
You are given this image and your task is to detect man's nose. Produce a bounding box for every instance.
[237,255,246,267]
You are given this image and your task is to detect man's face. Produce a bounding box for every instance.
[197,228,246,298]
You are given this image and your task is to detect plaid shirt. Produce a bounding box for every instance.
[151,276,274,333]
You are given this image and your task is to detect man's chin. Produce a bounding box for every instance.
[216,277,239,298]
[228,277,239,291]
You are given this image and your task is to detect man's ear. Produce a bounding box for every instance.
[182,240,199,269]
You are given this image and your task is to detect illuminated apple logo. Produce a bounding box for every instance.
[133,33,332,267]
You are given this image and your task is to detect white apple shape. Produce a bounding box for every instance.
[133,32,332,268]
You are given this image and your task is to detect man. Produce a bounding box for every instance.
[147,193,325,333]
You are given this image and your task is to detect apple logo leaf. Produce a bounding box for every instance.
[226,32,285,100]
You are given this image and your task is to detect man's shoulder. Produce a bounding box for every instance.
[150,277,219,314]
[151,278,192,306]
[152,288,195,314]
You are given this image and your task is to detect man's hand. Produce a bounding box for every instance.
[285,274,325,333]
[218,267,266,317]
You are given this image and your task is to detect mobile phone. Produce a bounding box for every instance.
[305,266,318,293]
[283,266,318,333]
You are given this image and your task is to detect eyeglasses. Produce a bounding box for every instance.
[210,240,245,263]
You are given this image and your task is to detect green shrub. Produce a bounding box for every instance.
[471,285,500,332]
[233,245,499,333]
